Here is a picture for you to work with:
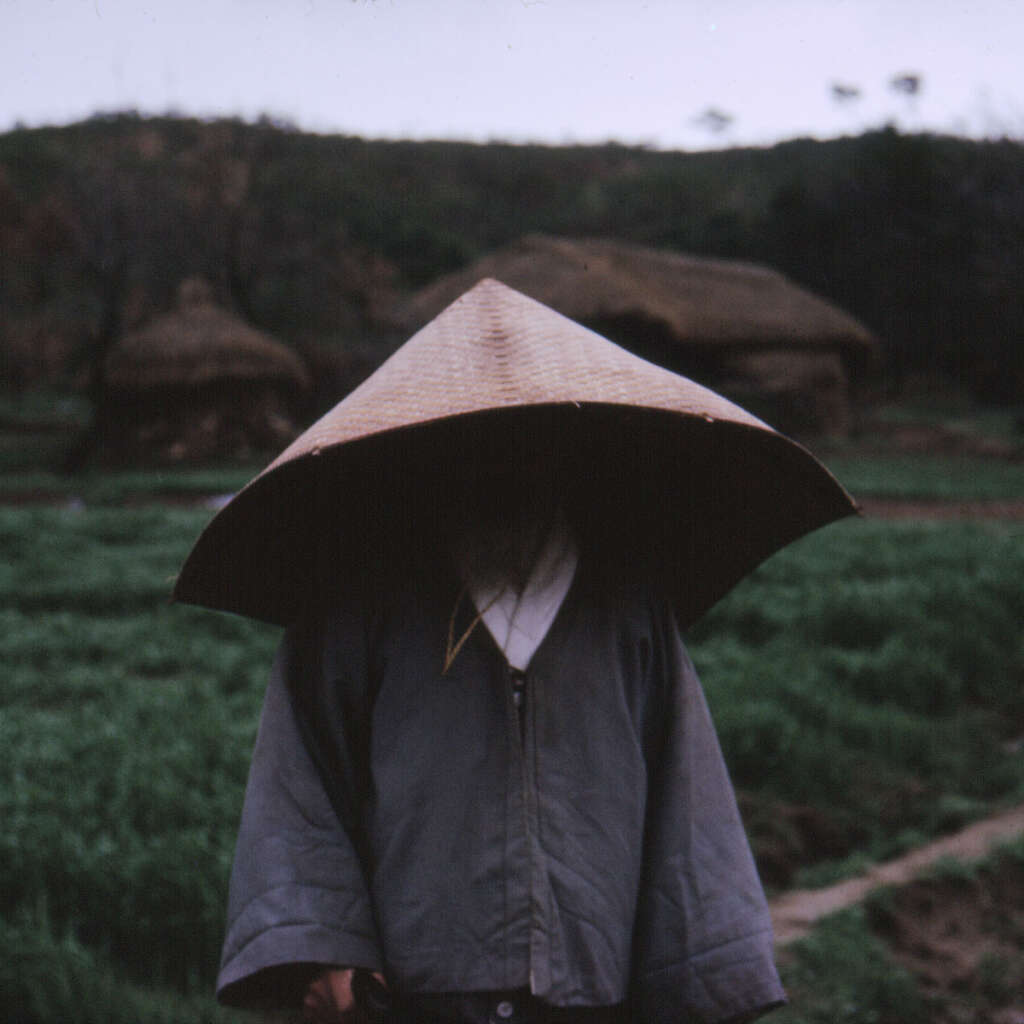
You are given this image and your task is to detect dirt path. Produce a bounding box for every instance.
[858,497,1024,520]
[770,803,1024,945]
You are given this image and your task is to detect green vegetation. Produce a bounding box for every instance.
[822,453,1024,501]
[773,835,1024,1023]
[772,907,930,1024]
[1,490,1022,1019]
[2,116,1024,403]
[1,505,276,1020]
[865,395,1024,439]
[0,465,263,503]
[0,389,91,427]
[4,111,1022,1021]
[1,910,243,1024]
[691,518,1024,886]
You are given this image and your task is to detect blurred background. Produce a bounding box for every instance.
[2,2,1023,1022]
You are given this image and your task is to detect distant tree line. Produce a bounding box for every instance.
[1,113,1022,402]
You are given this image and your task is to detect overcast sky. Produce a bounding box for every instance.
[2,0,1022,150]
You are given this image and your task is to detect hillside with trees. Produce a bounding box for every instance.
[2,113,1022,411]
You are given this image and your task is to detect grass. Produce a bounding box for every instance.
[780,836,1024,1022]
[771,906,930,1024]
[1,909,244,1024]
[1,484,1022,1019]
[0,389,91,435]
[821,452,1024,501]
[690,517,1024,886]
[0,505,277,1020]
[0,466,265,504]
[865,392,1023,438]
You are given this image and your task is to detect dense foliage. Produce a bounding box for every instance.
[1,491,1022,1020]
[774,837,1024,1023]
[2,114,1023,402]
[692,519,1024,885]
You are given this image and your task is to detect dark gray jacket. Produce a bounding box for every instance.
[216,563,784,1022]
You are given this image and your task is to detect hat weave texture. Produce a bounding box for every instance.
[174,278,856,626]
[263,278,767,473]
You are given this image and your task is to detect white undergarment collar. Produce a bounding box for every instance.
[461,515,579,671]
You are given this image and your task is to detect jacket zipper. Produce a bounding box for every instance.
[509,666,527,739]
[507,661,547,996]
[504,662,538,993]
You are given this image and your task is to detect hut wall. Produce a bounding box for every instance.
[586,314,851,438]
[714,350,850,438]
[102,379,304,462]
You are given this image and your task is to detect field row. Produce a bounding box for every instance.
[2,505,1022,1020]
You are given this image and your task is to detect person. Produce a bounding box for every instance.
[176,280,854,1023]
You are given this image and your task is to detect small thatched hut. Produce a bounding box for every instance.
[394,235,880,437]
[103,278,311,462]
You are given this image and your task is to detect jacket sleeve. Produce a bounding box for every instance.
[216,614,383,1009]
[632,605,786,1024]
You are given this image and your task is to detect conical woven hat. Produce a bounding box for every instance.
[174,278,857,626]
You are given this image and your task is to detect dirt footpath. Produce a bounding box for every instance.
[770,802,1024,945]
[858,498,1024,521]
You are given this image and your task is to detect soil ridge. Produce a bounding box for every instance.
[770,802,1024,945]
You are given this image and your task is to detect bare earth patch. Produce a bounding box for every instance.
[868,860,1024,1023]
[860,498,1024,521]
[854,419,1024,462]
[771,804,1024,945]
[772,805,1024,1022]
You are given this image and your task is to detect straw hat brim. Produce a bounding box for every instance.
[173,279,857,627]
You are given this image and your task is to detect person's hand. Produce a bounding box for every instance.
[302,967,385,1023]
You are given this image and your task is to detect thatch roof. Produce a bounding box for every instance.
[106,278,310,392]
[395,235,878,355]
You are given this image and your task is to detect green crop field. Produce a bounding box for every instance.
[821,452,1024,502]
[1,497,1022,1021]
[0,505,273,1021]
[691,517,1024,888]
[770,834,1024,1023]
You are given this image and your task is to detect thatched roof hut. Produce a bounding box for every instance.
[103,278,311,462]
[395,235,880,436]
